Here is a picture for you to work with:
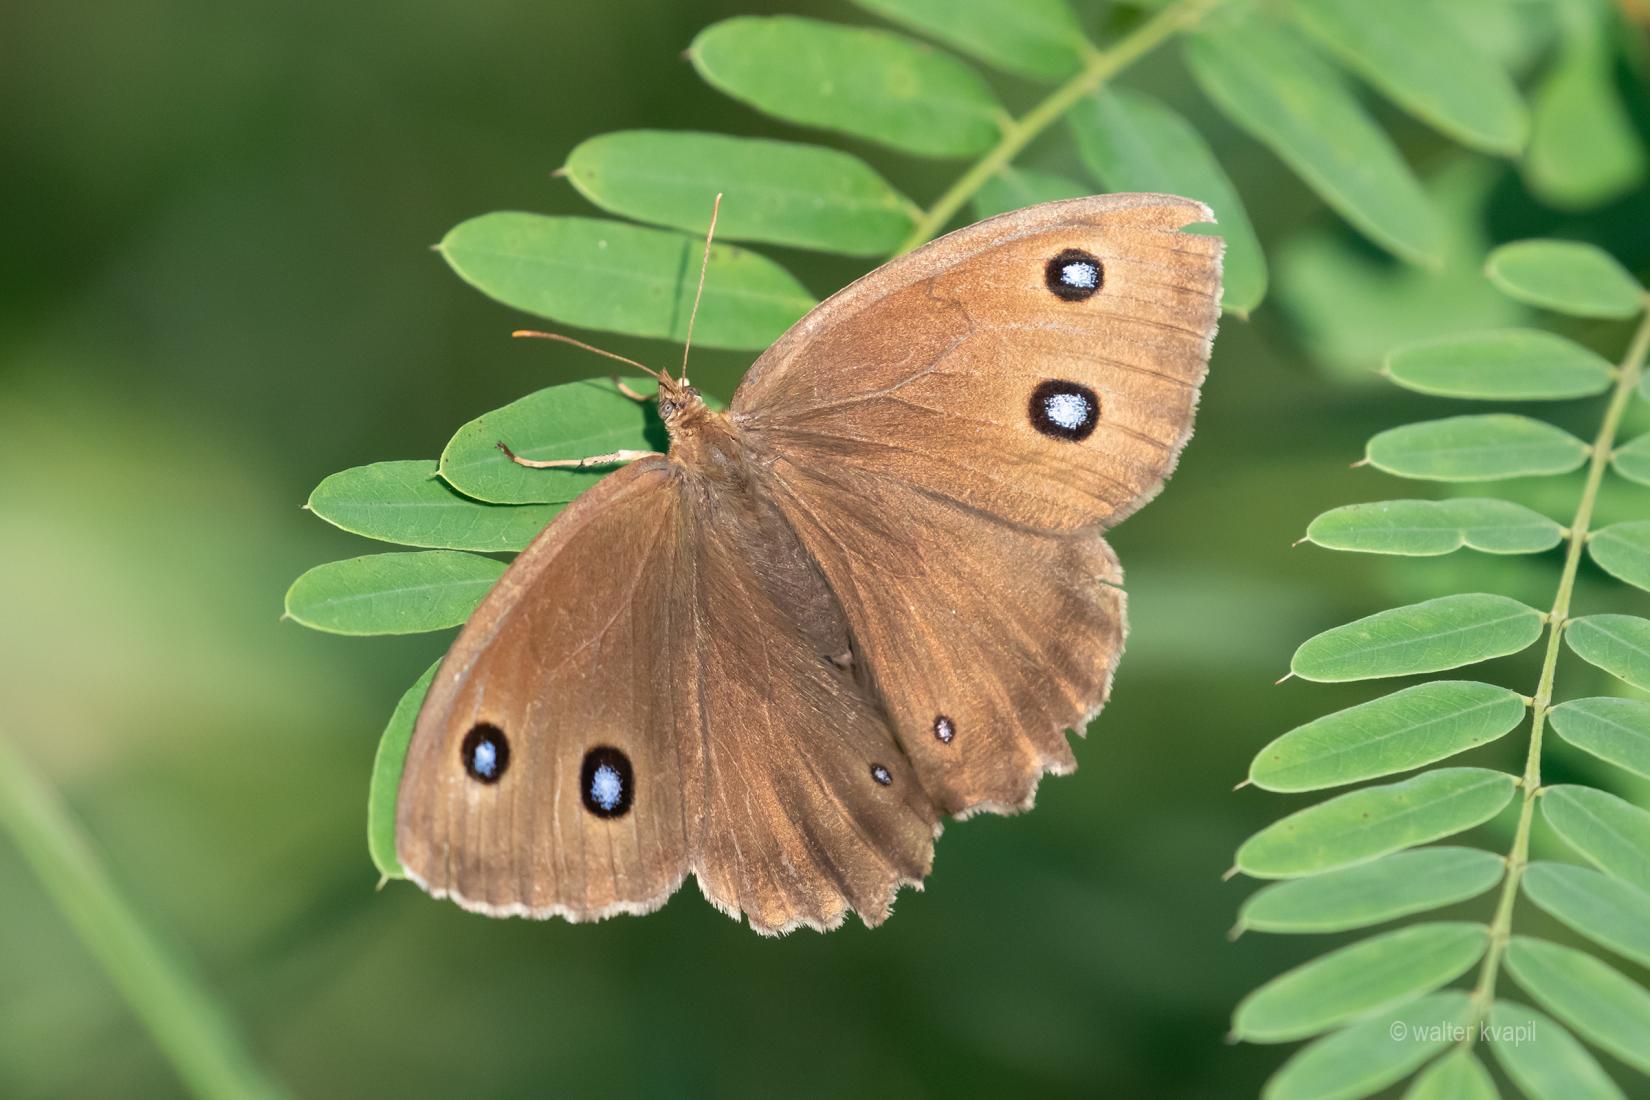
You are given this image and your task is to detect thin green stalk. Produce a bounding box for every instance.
[892,0,1221,254]
[0,732,286,1100]
[1466,304,1650,1041]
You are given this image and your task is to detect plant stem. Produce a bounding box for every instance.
[0,732,286,1100]
[892,0,1220,254]
[1466,305,1650,1040]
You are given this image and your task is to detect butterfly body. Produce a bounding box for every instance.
[397,194,1223,933]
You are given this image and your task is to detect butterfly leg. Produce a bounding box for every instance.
[496,441,661,469]
[611,377,652,402]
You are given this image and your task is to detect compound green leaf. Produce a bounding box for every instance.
[561,131,916,257]
[1504,936,1650,1075]
[970,166,1089,220]
[439,214,814,352]
[1069,87,1266,315]
[1488,1000,1624,1100]
[1236,767,1517,879]
[1402,1049,1499,1100]
[307,461,561,552]
[1486,240,1645,319]
[1237,848,1505,935]
[1365,415,1589,482]
[1304,498,1562,556]
[1383,329,1614,401]
[1524,34,1647,211]
[368,661,438,878]
[283,552,503,636]
[1548,697,1650,780]
[1289,0,1525,155]
[1250,681,1525,792]
[690,17,1004,158]
[1290,594,1544,682]
[1233,922,1487,1043]
[1565,615,1650,694]
[1522,861,1650,970]
[1541,784,1650,893]
[1183,15,1439,265]
[438,380,667,506]
[848,0,1088,82]
[1261,992,1473,1100]
[1588,522,1650,593]
[1611,433,1650,487]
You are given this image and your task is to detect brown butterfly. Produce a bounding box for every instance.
[396,193,1223,934]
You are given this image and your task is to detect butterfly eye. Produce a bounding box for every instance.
[1045,248,1104,301]
[869,763,894,786]
[932,715,956,744]
[580,746,635,817]
[460,723,511,784]
[1029,379,1100,441]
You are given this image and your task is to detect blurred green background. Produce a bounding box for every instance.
[4,0,1649,1096]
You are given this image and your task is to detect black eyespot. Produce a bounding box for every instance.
[933,715,956,745]
[461,723,510,784]
[581,746,635,818]
[870,763,893,786]
[1045,248,1103,301]
[1029,379,1100,441]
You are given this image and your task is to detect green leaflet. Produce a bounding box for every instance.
[1249,681,1525,792]
[1548,697,1650,780]
[439,213,814,352]
[1235,767,1517,879]
[1524,26,1647,211]
[1365,415,1589,481]
[1182,12,1439,266]
[689,17,1004,158]
[1588,522,1650,593]
[1383,329,1615,401]
[1522,861,1650,970]
[283,552,503,636]
[1289,594,1544,682]
[368,662,439,878]
[307,461,562,553]
[1486,240,1646,320]
[1488,1000,1625,1100]
[1236,847,1505,935]
[438,380,668,506]
[1304,498,1563,556]
[970,167,1089,220]
[1504,936,1650,1075]
[1611,433,1650,487]
[1233,922,1487,1044]
[1565,614,1650,694]
[1068,87,1266,316]
[1288,0,1526,155]
[1541,784,1650,894]
[848,0,1089,82]
[1402,1050,1499,1100]
[1260,992,1473,1100]
[561,131,916,257]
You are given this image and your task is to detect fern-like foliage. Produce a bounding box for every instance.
[1233,243,1650,1098]
[279,0,1646,917]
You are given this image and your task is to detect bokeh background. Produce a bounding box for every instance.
[4,0,1649,1096]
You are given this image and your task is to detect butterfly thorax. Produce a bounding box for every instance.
[659,384,746,483]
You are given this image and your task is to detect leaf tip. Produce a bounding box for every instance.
[1221,864,1240,882]
[1233,777,1252,792]
[550,165,569,179]
[1227,922,1245,941]
[1273,671,1294,685]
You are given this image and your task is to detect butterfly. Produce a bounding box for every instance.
[395,194,1223,934]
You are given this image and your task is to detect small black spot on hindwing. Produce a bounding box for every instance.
[1045,248,1103,301]
[1029,379,1100,442]
[461,723,510,784]
[870,763,893,787]
[581,745,635,818]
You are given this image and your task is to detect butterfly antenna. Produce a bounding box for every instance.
[511,330,664,383]
[678,191,722,388]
